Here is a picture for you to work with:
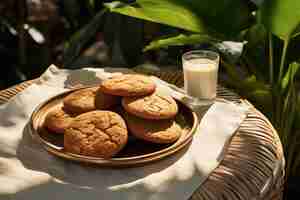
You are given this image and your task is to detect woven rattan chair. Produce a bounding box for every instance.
[0,68,285,200]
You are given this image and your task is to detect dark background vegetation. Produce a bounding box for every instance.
[0,0,174,89]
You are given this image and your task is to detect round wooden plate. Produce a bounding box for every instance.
[29,87,198,167]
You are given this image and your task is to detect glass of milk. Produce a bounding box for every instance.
[182,50,219,104]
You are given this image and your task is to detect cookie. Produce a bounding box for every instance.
[99,74,156,97]
[122,93,178,119]
[64,111,128,158]
[94,88,120,110]
[123,111,182,144]
[63,87,119,114]
[44,107,74,134]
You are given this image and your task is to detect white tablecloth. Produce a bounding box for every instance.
[0,65,249,200]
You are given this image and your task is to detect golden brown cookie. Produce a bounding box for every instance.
[63,87,119,114]
[123,111,182,144]
[44,107,74,134]
[122,93,178,120]
[99,74,156,97]
[64,111,128,158]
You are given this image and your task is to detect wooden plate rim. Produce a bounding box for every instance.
[29,87,199,166]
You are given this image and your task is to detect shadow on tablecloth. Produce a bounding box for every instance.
[15,123,191,197]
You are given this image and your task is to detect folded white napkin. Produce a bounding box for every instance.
[0,65,249,200]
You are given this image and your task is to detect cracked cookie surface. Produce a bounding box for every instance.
[63,87,119,114]
[64,111,128,158]
[44,106,75,134]
[122,93,178,119]
[123,111,182,144]
[99,74,156,97]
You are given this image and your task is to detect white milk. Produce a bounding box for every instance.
[183,58,218,100]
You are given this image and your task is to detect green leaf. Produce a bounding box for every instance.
[144,33,219,51]
[281,62,300,91]
[104,0,253,37]
[63,8,106,66]
[281,82,298,152]
[222,62,269,92]
[221,60,272,109]
[261,0,300,40]
[104,1,206,33]
[222,60,273,111]
[241,75,270,92]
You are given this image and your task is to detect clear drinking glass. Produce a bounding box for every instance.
[182,50,219,104]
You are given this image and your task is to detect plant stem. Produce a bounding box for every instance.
[268,32,277,124]
[278,39,290,82]
[275,39,290,132]
[269,33,273,85]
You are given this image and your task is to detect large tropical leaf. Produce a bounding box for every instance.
[104,1,206,33]
[104,0,254,37]
[261,0,300,40]
[144,33,219,51]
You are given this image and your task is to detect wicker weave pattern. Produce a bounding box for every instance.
[0,80,35,104]
[0,69,284,200]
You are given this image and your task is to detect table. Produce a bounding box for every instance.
[0,68,285,200]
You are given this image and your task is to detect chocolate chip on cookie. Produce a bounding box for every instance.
[44,106,74,134]
[99,74,156,97]
[64,111,128,158]
[122,93,178,120]
[123,111,182,144]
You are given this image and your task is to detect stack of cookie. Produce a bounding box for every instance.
[44,74,182,159]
